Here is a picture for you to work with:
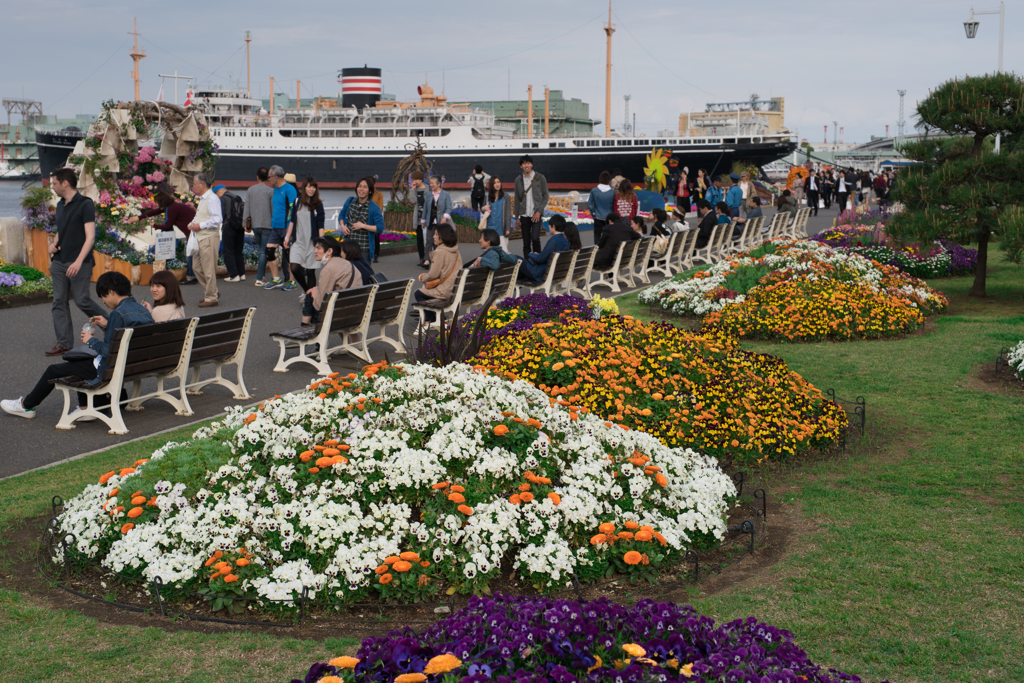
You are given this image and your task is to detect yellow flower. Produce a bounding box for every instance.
[681,662,695,677]
[319,677,342,683]
[622,643,646,658]
[587,655,603,673]
[423,653,463,674]
[394,675,427,683]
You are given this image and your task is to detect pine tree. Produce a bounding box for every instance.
[890,73,1024,297]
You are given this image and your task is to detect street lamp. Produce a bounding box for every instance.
[963,1,1005,151]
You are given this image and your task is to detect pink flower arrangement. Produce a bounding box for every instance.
[98,190,112,206]
[132,176,144,186]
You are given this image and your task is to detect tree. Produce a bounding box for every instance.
[890,73,1024,297]
[800,141,815,153]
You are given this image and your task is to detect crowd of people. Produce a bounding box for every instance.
[2,156,893,422]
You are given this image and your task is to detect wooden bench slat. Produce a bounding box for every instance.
[123,355,190,378]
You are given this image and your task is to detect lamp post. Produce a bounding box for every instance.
[964,0,1005,152]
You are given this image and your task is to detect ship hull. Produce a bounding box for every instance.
[35,130,86,179]
[209,139,796,190]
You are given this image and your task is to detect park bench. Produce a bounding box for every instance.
[591,238,641,294]
[489,260,521,303]
[630,236,657,284]
[517,250,575,297]
[184,307,256,400]
[361,278,415,360]
[566,246,598,299]
[271,285,376,375]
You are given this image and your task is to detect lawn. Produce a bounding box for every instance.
[1,254,1021,683]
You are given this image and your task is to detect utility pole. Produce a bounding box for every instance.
[245,31,252,96]
[527,85,533,139]
[624,95,631,136]
[897,90,906,138]
[157,72,194,105]
[833,120,838,145]
[604,0,615,138]
[544,86,550,138]
[128,17,146,102]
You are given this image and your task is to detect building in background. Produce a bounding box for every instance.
[680,97,788,137]
[466,91,596,137]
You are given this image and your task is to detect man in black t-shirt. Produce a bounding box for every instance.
[46,168,106,357]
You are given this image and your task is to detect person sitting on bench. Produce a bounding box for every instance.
[301,236,359,327]
[2,271,153,421]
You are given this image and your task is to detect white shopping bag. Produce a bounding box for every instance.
[185,231,200,257]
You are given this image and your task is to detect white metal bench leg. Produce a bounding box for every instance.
[126,379,145,411]
[55,387,77,431]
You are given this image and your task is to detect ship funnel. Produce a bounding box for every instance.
[339,66,382,109]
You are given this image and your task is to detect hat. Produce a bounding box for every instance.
[729,173,740,181]
[284,173,297,184]
[211,184,226,193]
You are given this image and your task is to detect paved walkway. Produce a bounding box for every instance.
[0,210,837,479]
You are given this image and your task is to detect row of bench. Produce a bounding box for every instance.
[53,307,256,435]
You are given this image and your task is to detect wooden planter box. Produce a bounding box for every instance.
[90,252,105,282]
[131,263,154,286]
[384,210,413,234]
[454,222,481,244]
[0,289,53,309]
[25,228,52,275]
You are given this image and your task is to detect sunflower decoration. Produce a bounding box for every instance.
[644,148,670,192]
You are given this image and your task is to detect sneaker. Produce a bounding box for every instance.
[1,397,35,419]
[281,281,296,292]
[263,278,283,290]
[239,275,246,281]
[69,407,98,422]
[225,276,239,283]
[254,280,265,287]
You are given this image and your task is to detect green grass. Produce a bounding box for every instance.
[618,252,1024,683]
[1,256,1022,682]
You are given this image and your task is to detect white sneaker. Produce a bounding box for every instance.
[254,280,265,287]
[69,407,98,422]
[1,397,35,419]
[225,276,239,283]
[239,275,246,281]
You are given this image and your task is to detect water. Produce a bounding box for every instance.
[0,181,38,219]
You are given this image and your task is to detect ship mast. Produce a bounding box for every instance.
[128,18,146,102]
[245,31,252,96]
[603,1,614,138]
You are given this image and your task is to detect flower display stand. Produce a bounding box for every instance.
[384,210,412,234]
[24,228,52,275]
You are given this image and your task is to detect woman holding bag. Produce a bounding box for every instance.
[338,176,384,261]
[482,176,511,251]
[286,176,326,296]
[414,223,461,323]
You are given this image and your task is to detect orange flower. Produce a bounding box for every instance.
[379,573,393,584]
[99,471,116,485]
[635,530,653,542]
[622,643,646,657]
[450,485,465,493]
[561,350,574,357]
[393,560,413,573]
[623,551,643,565]
[127,507,144,518]
[493,424,509,436]
[119,467,136,477]
[547,492,561,505]
[617,531,634,541]
[329,656,360,669]
[130,496,146,506]
[655,473,668,487]
[323,448,341,456]
[375,564,390,574]
[424,654,463,675]
[120,523,134,533]
[394,675,427,683]
[590,534,608,545]
[299,450,315,462]
[308,467,320,474]
[223,574,239,583]
[400,551,421,562]
[653,532,668,546]
[236,558,250,567]
[598,522,615,534]
[509,494,522,505]
[518,482,531,492]
[624,520,640,530]
[519,492,534,503]
[432,482,449,490]
[447,492,466,504]
[526,418,543,428]
[457,504,474,515]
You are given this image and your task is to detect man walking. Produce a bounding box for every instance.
[410,172,430,268]
[214,184,246,282]
[244,167,276,287]
[467,165,490,212]
[263,165,297,290]
[805,169,820,217]
[45,167,107,357]
[513,155,549,257]
[186,173,223,307]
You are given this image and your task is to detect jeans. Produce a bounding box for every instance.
[593,218,607,247]
[519,215,542,257]
[302,293,320,324]
[49,260,105,350]
[23,358,126,410]
[254,228,272,280]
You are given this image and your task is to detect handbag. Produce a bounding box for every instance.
[63,344,99,362]
[425,260,458,289]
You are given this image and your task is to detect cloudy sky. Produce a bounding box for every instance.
[4,0,1020,144]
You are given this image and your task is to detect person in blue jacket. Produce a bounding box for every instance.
[339,176,385,261]
[704,176,724,207]
[725,173,743,218]
[521,215,581,283]
[586,170,615,246]
[468,229,519,271]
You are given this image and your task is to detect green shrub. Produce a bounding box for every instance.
[0,264,45,282]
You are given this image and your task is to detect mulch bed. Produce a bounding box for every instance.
[0,290,53,309]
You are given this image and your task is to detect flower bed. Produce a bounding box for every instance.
[475,315,847,464]
[54,362,736,611]
[294,594,871,683]
[811,226,977,278]
[464,294,594,346]
[639,239,948,341]
[1008,341,1024,380]
[0,264,53,307]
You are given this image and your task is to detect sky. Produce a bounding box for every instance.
[3,0,1021,145]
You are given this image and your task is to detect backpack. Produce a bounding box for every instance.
[225,192,245,231]
[471,174,486,198]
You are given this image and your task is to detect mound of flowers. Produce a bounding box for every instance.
[475,315,847,463]
[812,225,977,278]
[0,263,52,304]
[294,594,870,683]
[639,239,948,341]
[470,294,594,344]
[55,362,736,609]
[1008,341,1024,380]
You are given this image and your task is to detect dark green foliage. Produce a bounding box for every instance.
[0,264,45,282]
[891,72,1024,296]
[722,263,775,295]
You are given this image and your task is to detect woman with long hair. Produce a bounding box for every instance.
[143,269,186,322]
[483,176,512,251]
[286,176,326,295]
[339,175,385,261]
[614,177,639,220]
